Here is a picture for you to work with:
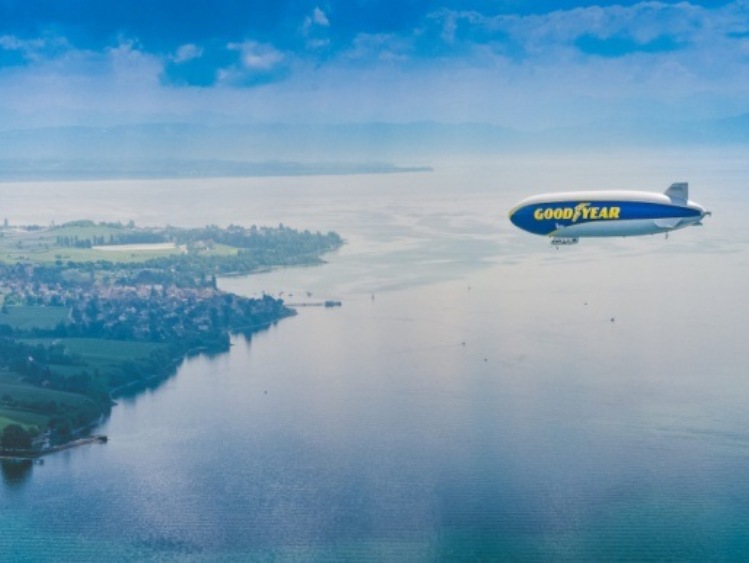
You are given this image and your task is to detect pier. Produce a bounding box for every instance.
[287,300,342,308]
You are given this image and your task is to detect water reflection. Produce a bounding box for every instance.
[1,458,34,486]
[111,331,253,404]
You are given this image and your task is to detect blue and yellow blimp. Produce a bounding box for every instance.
[509,182,709,244]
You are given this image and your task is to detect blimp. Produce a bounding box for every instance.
[508,182,710,245]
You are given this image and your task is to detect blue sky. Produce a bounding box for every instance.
[0,0,748,131]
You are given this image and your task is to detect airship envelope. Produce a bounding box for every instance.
[508,182,709,245]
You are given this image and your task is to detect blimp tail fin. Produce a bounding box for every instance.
[665,182,688,202]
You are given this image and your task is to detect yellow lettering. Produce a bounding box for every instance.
[532,203,620,222]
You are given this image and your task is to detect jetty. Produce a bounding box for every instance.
[0,435,108,460]
[287,300,342,308]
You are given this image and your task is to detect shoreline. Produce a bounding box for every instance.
[5,310,300,458]
[0,219,340,458]
[1,435,108,460]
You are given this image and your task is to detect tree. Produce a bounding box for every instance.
[1,424,32,451]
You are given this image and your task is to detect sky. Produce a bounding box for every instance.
[0,0,748,132]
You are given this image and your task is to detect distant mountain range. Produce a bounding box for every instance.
[0,157,431,181]
[0,115,745,180]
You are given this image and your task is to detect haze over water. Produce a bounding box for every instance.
[1,151,749,560]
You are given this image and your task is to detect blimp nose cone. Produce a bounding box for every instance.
[690,200,710,218]
[508,201,550,236]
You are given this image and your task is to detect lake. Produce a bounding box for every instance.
[1,150,749,560]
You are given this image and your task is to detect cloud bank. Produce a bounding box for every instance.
[0,0,747,138]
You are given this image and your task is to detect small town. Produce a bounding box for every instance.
[1,268,291,343]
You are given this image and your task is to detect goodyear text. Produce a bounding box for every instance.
[533,202,620,222]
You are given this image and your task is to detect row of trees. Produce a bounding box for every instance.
[167,223,342,254]
[50,223,342,259]
[1,424,32,452]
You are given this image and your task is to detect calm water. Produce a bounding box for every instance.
[1,151,749,560]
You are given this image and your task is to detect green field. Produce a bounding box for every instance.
[0,368,22,385]
[0,383,98,409]
[0,410,49,434]
[0,305,68,330]
[0,337,172,435]
[21,337,167,365]
[0,381,100,434]
[0,243,183,264]
[207,243,240,256]
[0,224,184,264]
[56,337,166,363]
[0,223,242,264]
[21,337,170,393]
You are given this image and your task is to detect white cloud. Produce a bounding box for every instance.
[0,34,71,63]
[302,7,332,51]
[0,35,26,50]
[2,2,749,133]
[303,6,330,31]
[343,33,413,63]
[425,2,713,58]
[173,43,203,63]
[312,7,330,27]
[0,36,168,128]
[228,41,284,71]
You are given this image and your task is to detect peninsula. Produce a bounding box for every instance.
[0,220,342,456]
